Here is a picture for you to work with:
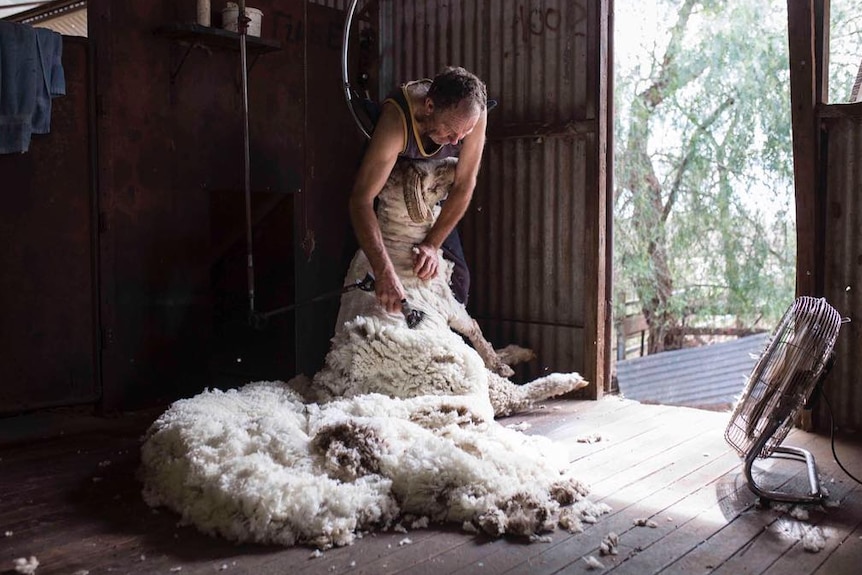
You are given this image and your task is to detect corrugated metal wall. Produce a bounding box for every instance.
[379,0,607,391]
[821,110,862,432]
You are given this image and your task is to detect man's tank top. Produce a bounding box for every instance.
[382,79,461,160]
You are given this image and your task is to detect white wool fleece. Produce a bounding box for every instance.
[140,382,591,548]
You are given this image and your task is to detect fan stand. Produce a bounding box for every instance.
[742,417,824,505]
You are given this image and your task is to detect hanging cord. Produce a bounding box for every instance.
[819,387,862,486]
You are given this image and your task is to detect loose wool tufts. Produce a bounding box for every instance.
[140,158,599,547]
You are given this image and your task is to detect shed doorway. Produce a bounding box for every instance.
[611,0,797,410]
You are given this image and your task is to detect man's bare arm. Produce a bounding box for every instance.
[348,103,406,313]
[412,109,487,282]
[425,109,487,249]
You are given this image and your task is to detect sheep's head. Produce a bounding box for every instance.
[395,158,458,224]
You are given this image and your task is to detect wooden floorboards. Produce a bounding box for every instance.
[1,398,860,575]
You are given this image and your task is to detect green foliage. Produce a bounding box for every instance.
[614,0,798,346]
[829,0,862,102]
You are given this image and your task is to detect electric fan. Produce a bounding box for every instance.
[724,296,842,504]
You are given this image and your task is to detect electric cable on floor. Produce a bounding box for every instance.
[820,388,862,486]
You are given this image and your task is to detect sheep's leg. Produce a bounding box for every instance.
[495,344,536,367]
[448,313,514,377]
[488,372,589,418]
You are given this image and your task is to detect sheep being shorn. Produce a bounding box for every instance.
[311,157,589,417]
[138,158,601,549]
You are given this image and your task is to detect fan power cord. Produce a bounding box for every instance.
[820,388,862,486]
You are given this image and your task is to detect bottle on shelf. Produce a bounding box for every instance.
[196,0,211,27]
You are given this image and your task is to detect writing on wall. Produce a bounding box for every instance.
[513,2,587,43]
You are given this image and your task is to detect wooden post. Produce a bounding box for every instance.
[786,0,819,297]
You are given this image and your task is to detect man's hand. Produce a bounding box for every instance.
[412,243,439,280]
[375,267,407,314]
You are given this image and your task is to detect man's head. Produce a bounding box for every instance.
[423,67,487,146]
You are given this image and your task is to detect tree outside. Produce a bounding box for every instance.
[614,0,799,356]
[828,0,862,103]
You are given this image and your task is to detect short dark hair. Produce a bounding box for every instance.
[427,67,487,113]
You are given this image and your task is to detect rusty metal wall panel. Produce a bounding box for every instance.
[467,137,588,325]
[382,0,589,122]
[0,38,99,413]
[821,112,862,432]
[380,0,598,382]
[464,135,589,380]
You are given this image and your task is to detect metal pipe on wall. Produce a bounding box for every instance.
[237,0,255,317]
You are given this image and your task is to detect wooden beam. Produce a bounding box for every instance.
[621,313,648,336]
[786,0,819,296]
[819,101,862,119]
[582,0,611,400]
[486,119,596,142]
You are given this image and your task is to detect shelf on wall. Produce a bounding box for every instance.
[154,23,282,82]
[154,22,281,53]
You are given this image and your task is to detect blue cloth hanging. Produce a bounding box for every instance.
[0,22,65,154]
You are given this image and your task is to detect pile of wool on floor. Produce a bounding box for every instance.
[139,381,608,549]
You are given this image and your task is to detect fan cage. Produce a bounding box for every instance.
[724,297,841,459]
